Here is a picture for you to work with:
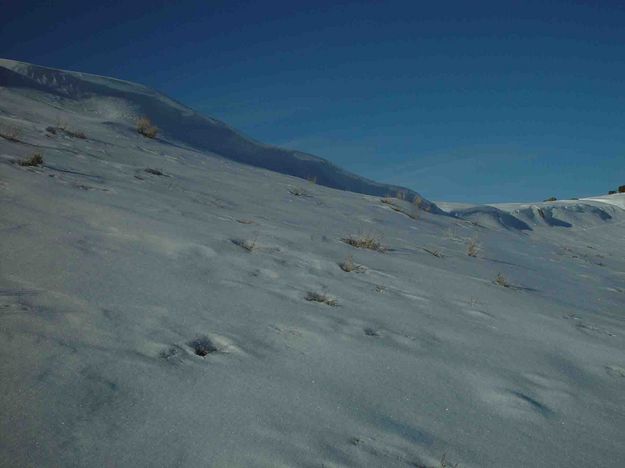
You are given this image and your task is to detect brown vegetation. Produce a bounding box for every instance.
[18,153,43,167]
[137,117,158,138]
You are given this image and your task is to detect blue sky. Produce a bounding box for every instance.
[2,0,624,202]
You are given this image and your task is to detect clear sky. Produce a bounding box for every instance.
[2,0,624,203]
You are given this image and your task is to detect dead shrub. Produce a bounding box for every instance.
[137,117,158,138]
[342,234,385,252]
[467,236,480,257]
[305,291,337,306]
[18,153,43,167]
[0,126,21,142]
[495,273,510,288]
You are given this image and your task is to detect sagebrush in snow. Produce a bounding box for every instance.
[137,117,158,138]
[342,234,385,252]
[305,291,337,306]
[18,153,43,167]
[495,273,510,288]
[467,236,480,257]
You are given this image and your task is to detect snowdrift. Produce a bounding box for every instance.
[444,196,623,232]
[0,58,436,210]
[1,59,625,467]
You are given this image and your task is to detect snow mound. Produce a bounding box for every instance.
[582,192,625,210]
[448,205,533,231]
[445,197,623,232]
[512,203,616,229]
[0,58,431,204]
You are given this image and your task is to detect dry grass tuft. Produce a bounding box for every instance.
[137,117,158,138]
[467,236,480,257]
[305,291,337,306]
[342,234,385,252]
[495,273,510,288]
[56,116,69,131]
[339,254,364,272]
[18,153,43,167]
[0,126,21,142]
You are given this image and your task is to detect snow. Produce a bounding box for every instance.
[582,193,625,210]
[1,59,625,468]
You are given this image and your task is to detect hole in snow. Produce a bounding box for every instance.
[188,337,218,357]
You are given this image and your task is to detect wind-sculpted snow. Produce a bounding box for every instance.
[0,58,435,209]
[442,198,621,232]
[448,205,533,231]
[1,59,625,467]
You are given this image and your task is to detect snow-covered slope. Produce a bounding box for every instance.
[582,193,625,210]
[1,60,625,468]
[0,58,436,210]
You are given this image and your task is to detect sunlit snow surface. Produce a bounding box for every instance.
[1,59,624,467]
